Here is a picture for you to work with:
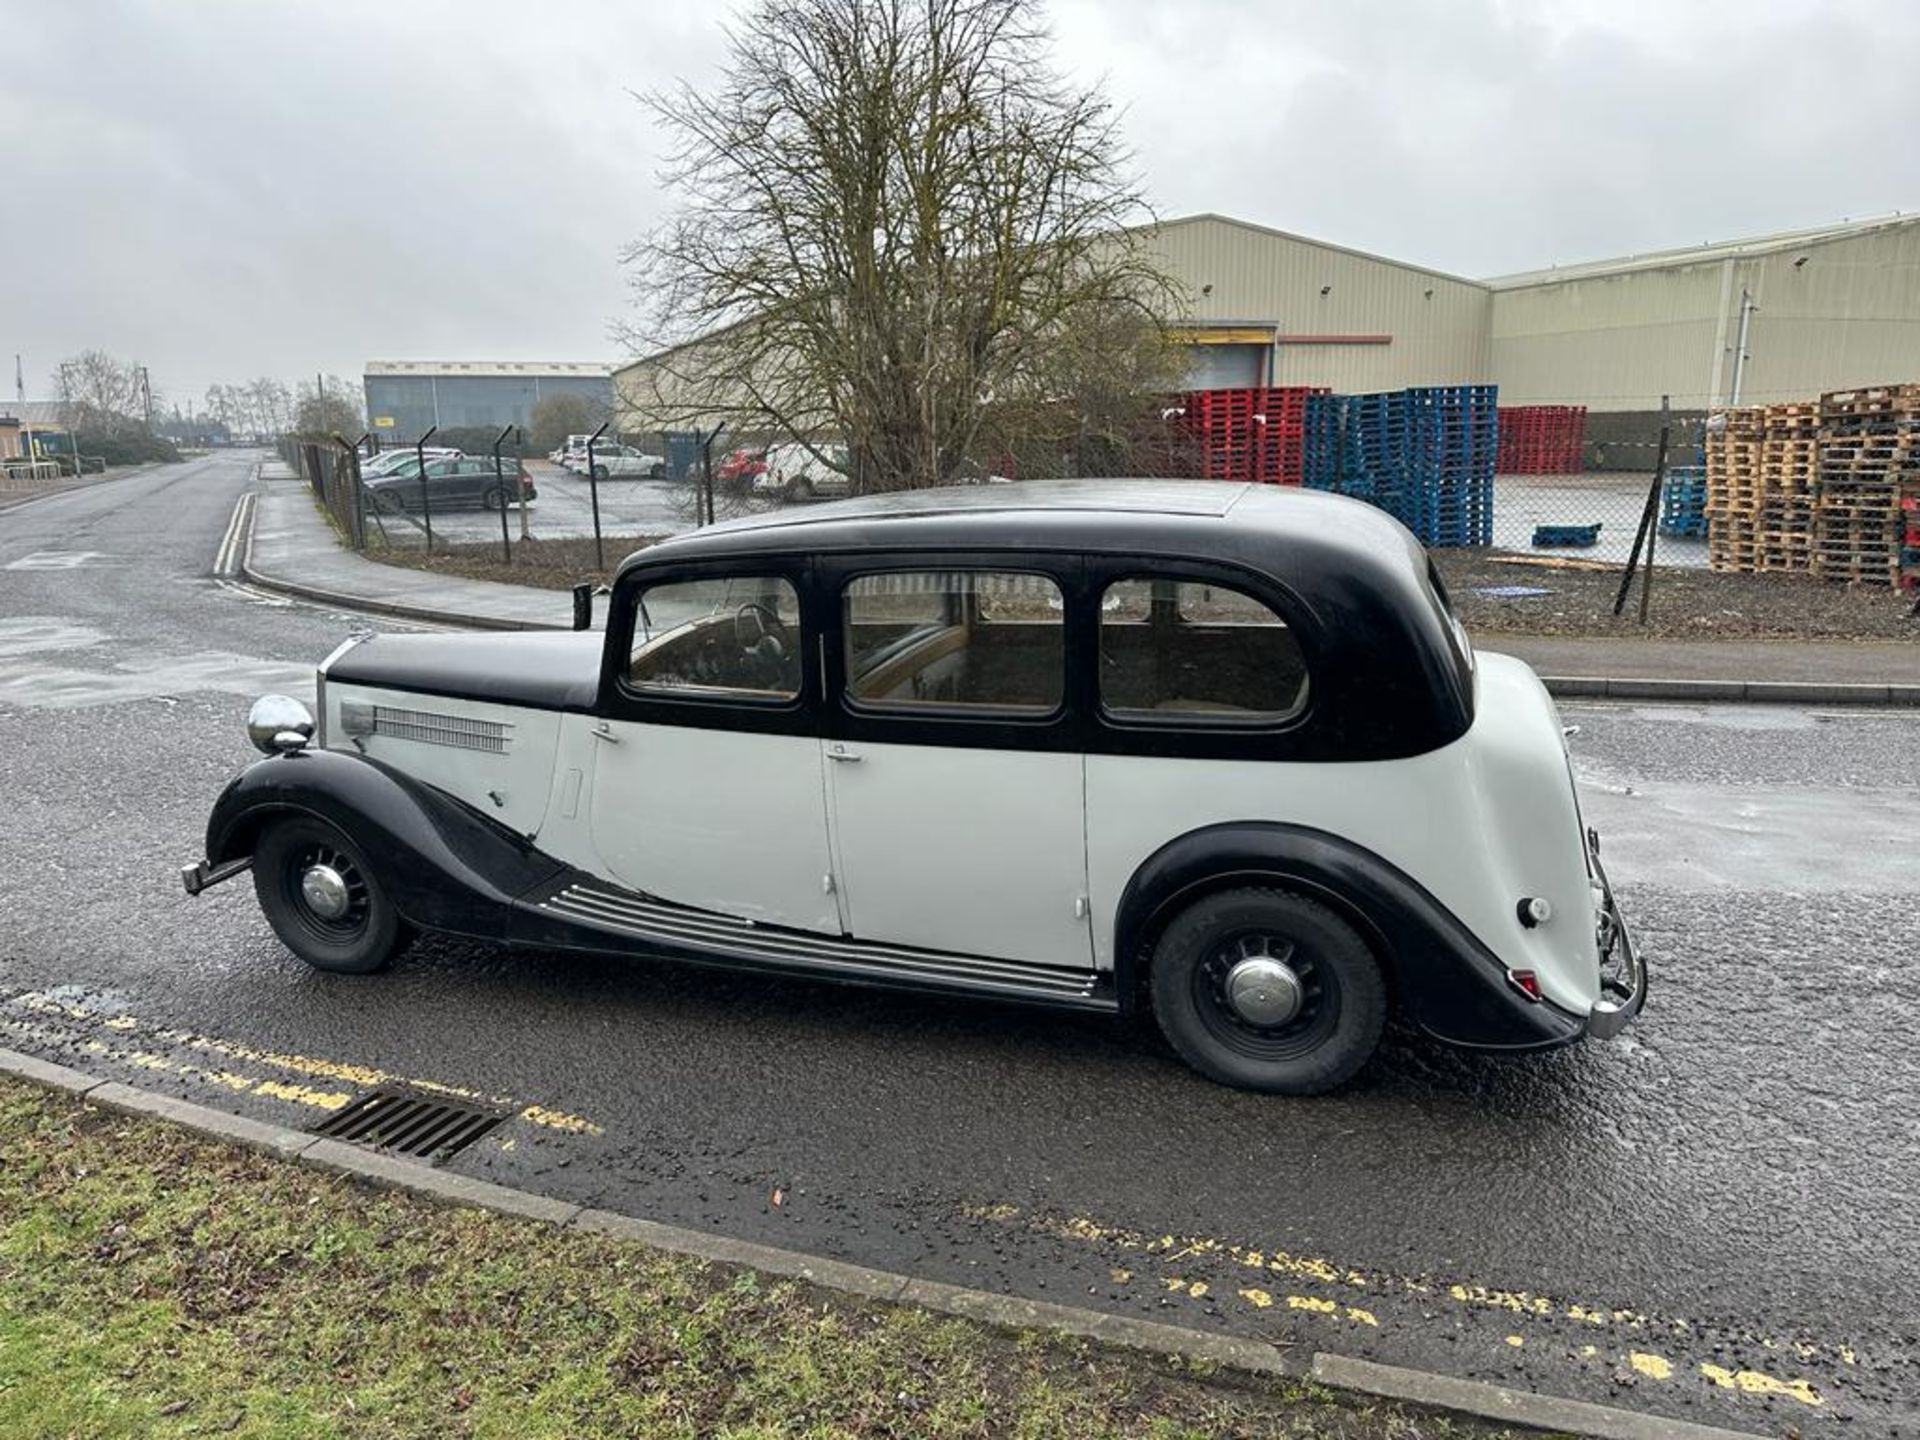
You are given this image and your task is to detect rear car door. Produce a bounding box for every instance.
[820,560,1093,970]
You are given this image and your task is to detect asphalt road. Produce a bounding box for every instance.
[3,452,1916,1436]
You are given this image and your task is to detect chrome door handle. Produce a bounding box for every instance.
[826,745,861,762]
[591,721,619,744]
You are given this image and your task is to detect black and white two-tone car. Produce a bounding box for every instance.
[184,481,1644,1093]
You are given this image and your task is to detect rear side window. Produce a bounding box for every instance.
[844,570,1063,713]
[1099,578,1308,721]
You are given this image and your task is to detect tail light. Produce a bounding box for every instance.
[1506,969,1543,1002]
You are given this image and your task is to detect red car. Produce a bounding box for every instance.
[715,446,766,487]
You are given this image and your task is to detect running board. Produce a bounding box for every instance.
[534,877,1111,1010]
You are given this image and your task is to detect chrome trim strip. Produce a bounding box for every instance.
[539,880,1104,1003]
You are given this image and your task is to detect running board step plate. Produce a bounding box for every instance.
[536,878,1109,1009]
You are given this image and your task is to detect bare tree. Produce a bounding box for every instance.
[530,391,608,453]
[55,350,145,436]
[294,374,363,437]
[625,0,1176,492]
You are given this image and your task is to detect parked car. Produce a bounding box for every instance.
[361,446,460,479]
[715,445,767,490]
[754,442,850,500]
[364,455,536,512]
[582,444,668,480]
[183,480,1643,1095]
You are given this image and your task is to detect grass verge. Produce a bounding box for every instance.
[0,1077,1542,1439]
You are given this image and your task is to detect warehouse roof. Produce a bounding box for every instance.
[1483,211,1920,289]
[1141,213,1487,289]
[364,361,614,377]
[0,401,65,426]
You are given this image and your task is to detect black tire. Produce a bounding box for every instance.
[372,488,408,514]
[1149,887,1386,1095]
[592,464,609,481]
[480,485,507,511]
[648,462,667,479]
[252,816,408,975]
[792,476,813,501]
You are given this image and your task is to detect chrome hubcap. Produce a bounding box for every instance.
[1224,951,1304,1027]
[299,863,351,921]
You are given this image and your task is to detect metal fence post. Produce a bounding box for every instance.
[330,435,364,549]
[414,425,437,551]
[585,421,609,572]
[491,424,518,566]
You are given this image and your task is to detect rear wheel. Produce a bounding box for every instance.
[648,462,667,479]
[252,816,408,975]
[1149,887,1385,1094]
[592,463,610,481]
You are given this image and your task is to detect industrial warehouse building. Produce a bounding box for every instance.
[615,210,1920,441]
[363,360,613,441]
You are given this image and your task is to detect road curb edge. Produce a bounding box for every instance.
[0,1046,1764,1440]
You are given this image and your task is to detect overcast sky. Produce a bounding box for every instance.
[4,0,1917,409]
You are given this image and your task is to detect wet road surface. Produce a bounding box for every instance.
[2,454,1916,1435]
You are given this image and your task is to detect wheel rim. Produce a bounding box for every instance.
[281,839,371,943]
[1192,930,1341,1062]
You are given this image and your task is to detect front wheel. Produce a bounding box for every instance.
[1149,887,1385,1094]
[252,817,408,974]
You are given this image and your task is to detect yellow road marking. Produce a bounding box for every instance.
[964,1202,1865,1381]
[1699,1364,1823,1407]
[1506,1334,1525,1348]
[1630,1352,1673,1381]
[5,991,598,1135]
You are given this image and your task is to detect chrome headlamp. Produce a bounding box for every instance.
[246,694,314,755]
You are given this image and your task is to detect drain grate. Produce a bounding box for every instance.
[311,1088,507,1163]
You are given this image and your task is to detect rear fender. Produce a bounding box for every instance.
[206,750,566,938]
[1113,822,1584,1050]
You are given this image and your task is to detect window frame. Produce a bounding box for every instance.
[602,557,818,734]
[1092,567,1314,735]
[819,552,1086,750]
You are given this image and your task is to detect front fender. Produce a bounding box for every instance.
[206,749,567,938]
[1113,822,1584,1050]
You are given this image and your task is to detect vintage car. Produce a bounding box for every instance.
[183,481,1644,1094]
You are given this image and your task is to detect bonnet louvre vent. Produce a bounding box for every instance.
[347,703,511,752]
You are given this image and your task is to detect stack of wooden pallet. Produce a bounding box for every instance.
[1759,402,1819,572]
[1705,406,1767,573]
[1813,385,1920,587]
[1707,389,1917,588]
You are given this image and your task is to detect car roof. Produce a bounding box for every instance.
[611,478,1473,761]
[622,478,1425,576]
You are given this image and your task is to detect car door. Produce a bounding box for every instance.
[820,560,1093,970]
[585,564,841,933]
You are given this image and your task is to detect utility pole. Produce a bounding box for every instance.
[139,365,153,431]
[13,353,22,404]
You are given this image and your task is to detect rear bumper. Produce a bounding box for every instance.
[1584,829,1647,1039]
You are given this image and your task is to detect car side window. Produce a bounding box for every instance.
[1100,577,1308,720]
[844,570,1062,713]
[628,576,802,700]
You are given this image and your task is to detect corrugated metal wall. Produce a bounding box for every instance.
[1489,221,1920,411]
[1134,216,1493,392]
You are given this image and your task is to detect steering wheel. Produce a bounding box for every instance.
[734,601,791,653]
